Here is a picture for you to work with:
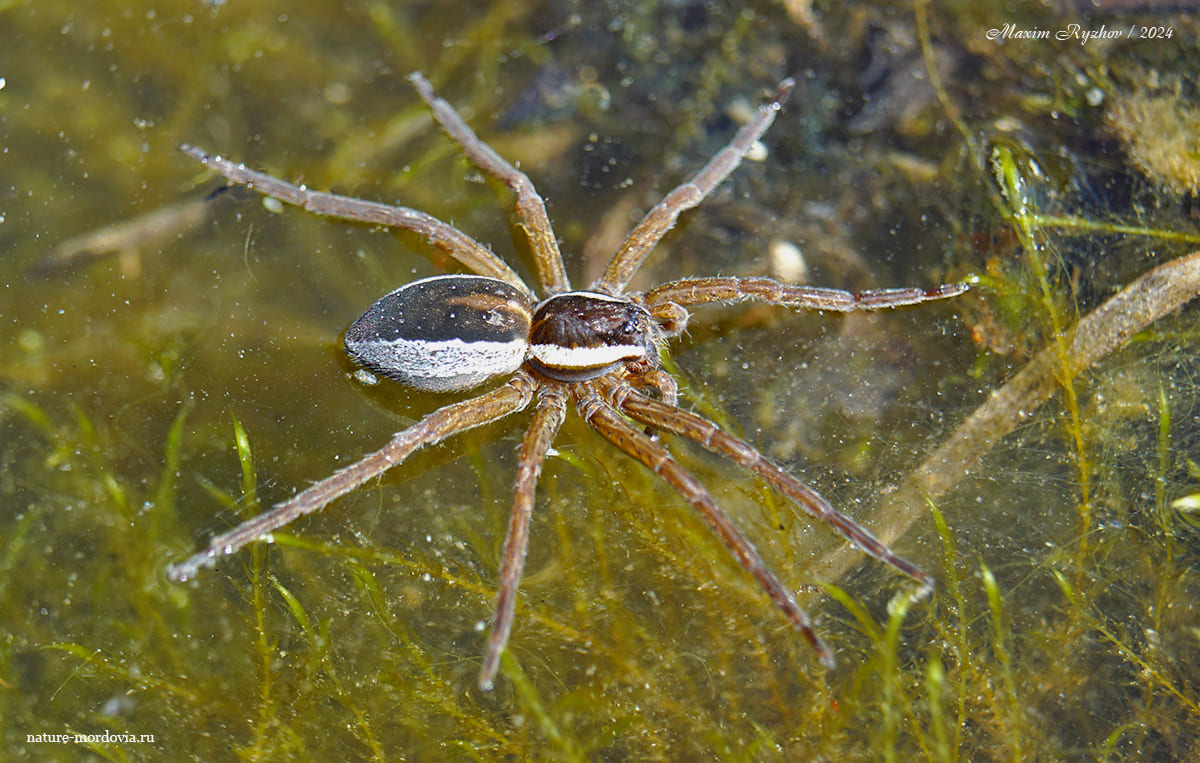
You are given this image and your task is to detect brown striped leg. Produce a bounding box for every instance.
[480,382,568,691]
[598,375,934,595]
[180,144,528,291]
[168,372,536,582]
[409,72,571,295]
[574,380,836,669]
[593,79,795,295]
[643,275,968,315]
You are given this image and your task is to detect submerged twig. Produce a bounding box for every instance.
[30,197,213,277]
[813,251,1200,585]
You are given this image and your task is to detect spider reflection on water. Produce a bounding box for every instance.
[169,72,967,691]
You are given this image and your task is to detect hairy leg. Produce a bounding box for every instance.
[181,144,527,291]
[575,380,836,668]
[409,73,571,295]
[594,80,794,295]
[169,372,536,582]
[479,382,568,690]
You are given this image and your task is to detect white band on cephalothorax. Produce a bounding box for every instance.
[528,341,646,371]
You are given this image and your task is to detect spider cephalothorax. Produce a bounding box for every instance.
[169,72,966,691]
[528,292,664,382]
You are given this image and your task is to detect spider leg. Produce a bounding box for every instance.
[480,382,569,691]
[598,376,934,595]
[168,372,536,582]
[642,275,968,315]
[574,380,836,669]
[622,362,678,440]
[409,73,571,295]
[180,144,527,292]
[593,79,795,295]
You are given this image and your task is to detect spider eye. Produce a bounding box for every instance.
[344,275,532,392]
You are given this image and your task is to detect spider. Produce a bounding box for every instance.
[169,72,967,691]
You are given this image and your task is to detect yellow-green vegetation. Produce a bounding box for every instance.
[3,0,1200,759]
[1107,72,1200,198]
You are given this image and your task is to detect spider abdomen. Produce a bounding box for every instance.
[344,274,533,392]
[527,292,659,381]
